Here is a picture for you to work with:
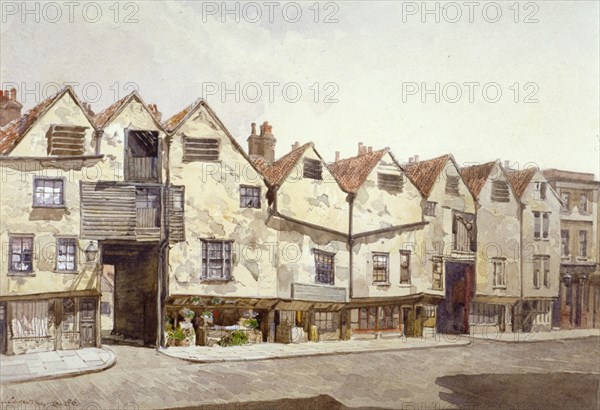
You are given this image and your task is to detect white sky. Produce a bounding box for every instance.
[1,1,598,175]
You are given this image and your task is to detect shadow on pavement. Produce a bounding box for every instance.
[436,372,600,409]
[173,394,382,409]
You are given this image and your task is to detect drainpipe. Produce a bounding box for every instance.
[156,134,171,352]
[518,201,525,332]
[347,193,355,301]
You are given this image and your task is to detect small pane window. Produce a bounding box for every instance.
[492,258,506,288]
[400,250,411,284]
[432,257,443,290]
[372,253,389,283]
[201,240,232,280]
[56,238,77,272]
[33,178,64,207]
[314,249,335,285]
[424,201,437,217]
[240,186,260,208]
[9,236,33,274]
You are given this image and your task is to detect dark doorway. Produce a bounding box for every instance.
[80,298,97,347]
[437,262,474,334]
[102,243,158,345]
[0,302,7,354]
[402,307,414,336]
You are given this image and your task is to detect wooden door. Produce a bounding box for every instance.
[402,307,413,336]
[80,298,97,347]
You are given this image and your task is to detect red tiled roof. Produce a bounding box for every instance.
[328,149,387,193]
[93,92,135,128]
[404,154,451,197]
[254,143,312,185]
[460,161,497,196]
[0,88,68,155]
[163,99,203,133]
[506,168,537,198]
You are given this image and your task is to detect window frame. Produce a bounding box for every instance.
[491,180,510,203]
[579,193,588,213]
[561,191,571,211]
[560,230,570,257]
[8,235,34,276]
[33,177,65,208]
[579,230,588,258]
[201,240,233,281]
[533,181,547,200]
[492,257,506,289]
[239,185,261,209]
[372,252,390,284]
[313,249,335,285]
[445,175,460,196]
[399,250,411,284]
[533,211,550,240]
[432,256,444,290]
[55,237,78,273]
[424,201,437,217]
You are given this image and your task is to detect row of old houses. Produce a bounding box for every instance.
[0,86,598,355]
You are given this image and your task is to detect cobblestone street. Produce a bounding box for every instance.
[1,338,598,409]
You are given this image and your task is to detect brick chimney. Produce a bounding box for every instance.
[0,88,23,127]
[149,103,162,121]
[247,122,261,159]
[292,141,300,150]
[259,121,276,163]
[81,102,94,117]
[358,142,368,156]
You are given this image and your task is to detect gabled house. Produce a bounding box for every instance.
[89,91,170,345]
[405,154,477,335]
[330,146,427,338]
[162,101,282,344]
[507,167,561,331]
[543,169,600,329]
[256,138,351,342]
[0,86,103,354]
[461,160,522,333]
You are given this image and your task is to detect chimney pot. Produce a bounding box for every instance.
[504,160,510,168]
[409,157,414,163]
[9,88,17,101]
[292,141,299,150]
[414,155,419,162]
[251,122,257,135]
[367,146,372,153]
[335,151,340,162]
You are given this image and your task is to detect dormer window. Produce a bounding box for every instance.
[378,173,404,194]
[491,180,510,202]
[534,182,547,200]
[47,125,86,156]
[303,158,322,180]
[445,175,460,196]
[183,137,219,162]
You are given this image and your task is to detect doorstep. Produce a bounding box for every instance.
[160,335,471,363]
[468,328,600,343]
[0,347,116,384]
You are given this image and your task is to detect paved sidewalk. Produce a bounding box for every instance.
[468,328,600,343]
[0,347,116,384]
[160,335,470,363]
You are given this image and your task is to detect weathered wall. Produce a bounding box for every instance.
[520,170,561,299]
[167,106,278,299]
[474,164,521,298]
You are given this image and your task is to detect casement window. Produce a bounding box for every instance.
[492,257,506,288]
[400,250,411,284]
[579,194,588,213]
[172,190,184,210]
[533,255,550,288]
[445,175,460,196]
[56,238,77,272]
[424,201,437,217]
[561,230,570,257]
[313,249,335,285]
[358,306,400,330]
[9,235,33,274]
[314,311,338,332]
[469,302,500,324]
[561,191,571,211]
[46,125,86,156]
[534,182,547,200]
[491,180,510,202]
[100,302,111,315]
[533,212,550,239]
[10,301,49,338]
[239,186,260,209]
[183,137,219,162]
[33,178,64,207]
[579,231,588,258]
[136,187,161,228]
[378,173,404,194]
[453,212,476,252]
[372,253,389,284]
[201,240,232,280]
[303,158,323,180]
[432,257,443,290]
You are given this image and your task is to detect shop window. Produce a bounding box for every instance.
[10,301,49,338]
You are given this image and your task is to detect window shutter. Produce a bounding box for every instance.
[183,137,219,162]
[378,173,404,193]
[47,125,87,156]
